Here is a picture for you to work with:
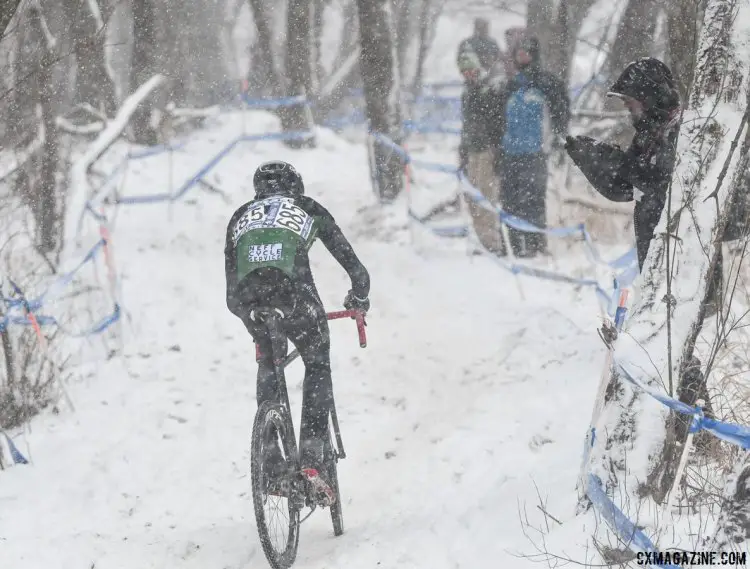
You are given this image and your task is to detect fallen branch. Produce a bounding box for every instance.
[65,74,166,247]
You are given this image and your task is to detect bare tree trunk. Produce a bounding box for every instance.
[38,59,60,254]
[547,0,571,83]
[411,0,446,94]
[64,0,117,114]
[175,0,226,107]
[12,5,61,254]
[667,0,706,103]
[0,0,22,36]
[392,0,412,86]
[316,0,361,116]
[607,0,661,77]
[247,0,283,96]
[130,0,159,144]
[526,0,554,63]
[0,307,15,391]
[357,0,403,202]
[527,0,595,81]
[282,0,315,145]
[332,0,359,71]
[312,0,325,91]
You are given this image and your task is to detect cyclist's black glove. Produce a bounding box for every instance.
[344,290,370,314]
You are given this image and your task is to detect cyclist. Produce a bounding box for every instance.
[224,160,370,506]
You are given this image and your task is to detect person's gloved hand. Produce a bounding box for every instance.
[344,290,370,314]
[565,135,599,152]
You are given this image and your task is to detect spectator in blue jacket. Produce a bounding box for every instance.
[495,37,569,258]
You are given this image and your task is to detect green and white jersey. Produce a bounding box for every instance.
[230,196,319,281]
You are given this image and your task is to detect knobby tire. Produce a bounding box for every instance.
[251,400,301,569]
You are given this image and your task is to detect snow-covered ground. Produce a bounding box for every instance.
[0,111,627,568]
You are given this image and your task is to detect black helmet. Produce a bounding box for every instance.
[608,57,680,115]
[253,160,304,199]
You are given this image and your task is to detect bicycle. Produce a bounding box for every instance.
[249,307,367,569]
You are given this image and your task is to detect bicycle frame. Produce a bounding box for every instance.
[255,310,367,461]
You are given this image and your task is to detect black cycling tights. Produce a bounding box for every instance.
[241,287,333,449]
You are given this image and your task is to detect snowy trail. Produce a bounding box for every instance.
[0,115,610,568]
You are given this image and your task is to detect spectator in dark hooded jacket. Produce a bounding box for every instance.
[457,18,502,72]
[565,57,681,271]
[567,57,730,314]
[494,36,570,258]
[568,57,721,414]
[457,49,505,255]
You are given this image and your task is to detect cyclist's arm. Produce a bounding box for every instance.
[314,207,370,299]
[224,216,240,315]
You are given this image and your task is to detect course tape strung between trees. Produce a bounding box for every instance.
[1,238,120,338]
[370,132,639,312]
[577,314,750,565]
[0,91,631,467]
[3,101,317,342]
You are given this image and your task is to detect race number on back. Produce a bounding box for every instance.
[231,197,314,244]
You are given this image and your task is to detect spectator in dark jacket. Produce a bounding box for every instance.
[565,57,681,270]
[457,49,505,255]
[494,36,570,257]
[457,18,501,72]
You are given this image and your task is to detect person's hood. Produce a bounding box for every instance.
[608,57,680,120]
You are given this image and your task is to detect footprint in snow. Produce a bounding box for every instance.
[529,434,553,451]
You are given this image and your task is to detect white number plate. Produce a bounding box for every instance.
[232,197,313,243]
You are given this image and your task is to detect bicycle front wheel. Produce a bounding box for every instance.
[251,400,301,569]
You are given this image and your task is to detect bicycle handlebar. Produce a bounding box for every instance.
[326,310,367,348]
[254,309,368,362]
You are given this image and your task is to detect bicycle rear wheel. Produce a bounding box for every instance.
[251,400,302,569]
[323,431,344,536]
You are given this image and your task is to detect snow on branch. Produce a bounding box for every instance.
[55,117,105,135]
[319,46,361,100]
[85,0,104,30]
[64,74,166,248]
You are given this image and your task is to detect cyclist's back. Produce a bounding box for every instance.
[225,192,367,316]
[224,160,370,501]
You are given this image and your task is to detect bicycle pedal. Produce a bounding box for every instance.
[301,468,335,507]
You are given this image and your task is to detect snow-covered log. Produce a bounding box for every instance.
[65,74,166,249]
[582,0,750,533]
